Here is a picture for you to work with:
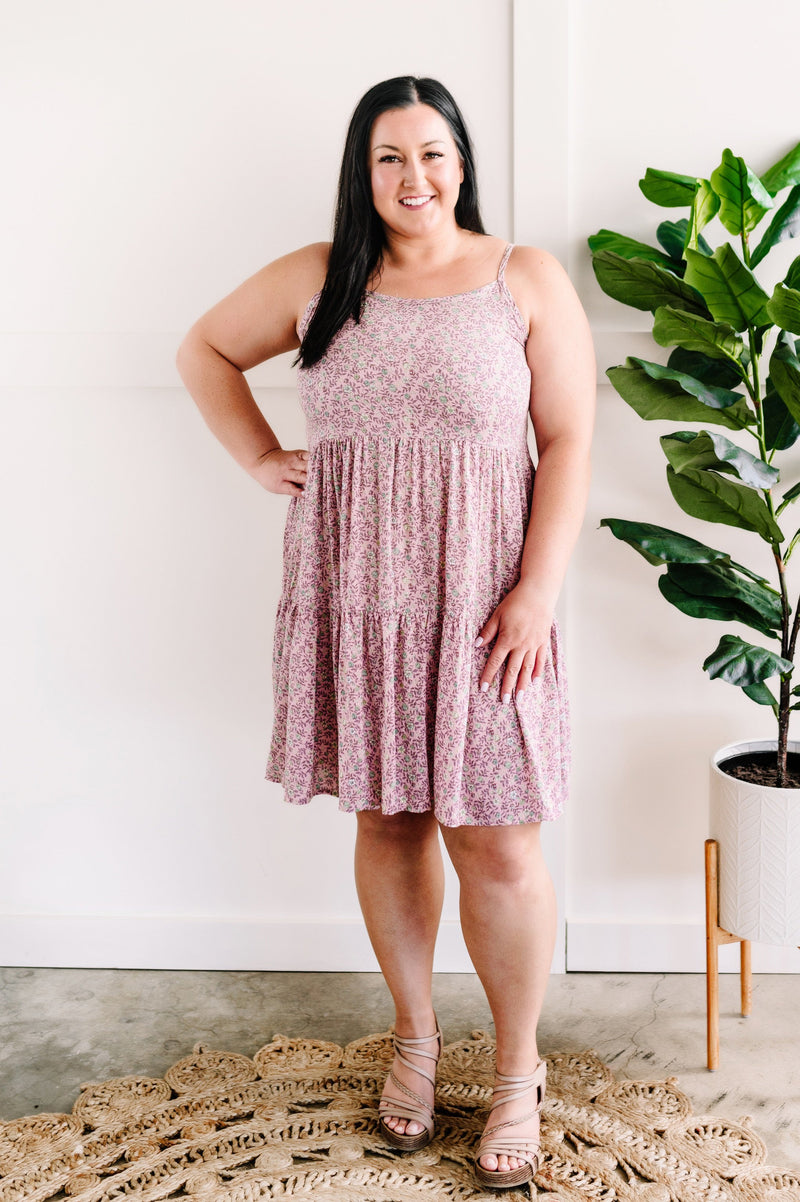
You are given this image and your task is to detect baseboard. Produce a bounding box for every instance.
[0,914,477,973]
[9,915,793,974]
[567,921,800,972]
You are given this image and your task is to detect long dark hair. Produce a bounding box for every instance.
[294,76,485,369]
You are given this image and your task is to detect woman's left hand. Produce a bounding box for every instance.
[475,582,553,702]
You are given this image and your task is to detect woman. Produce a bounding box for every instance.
[176,76,595,1190]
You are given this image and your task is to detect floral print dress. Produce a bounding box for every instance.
[265,243,570,826]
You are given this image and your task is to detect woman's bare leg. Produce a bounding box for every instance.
[439,821,556,1175]
[354,809,445,1136]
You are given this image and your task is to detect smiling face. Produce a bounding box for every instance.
[368,103,465,235]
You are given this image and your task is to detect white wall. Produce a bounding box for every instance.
[1,0,525,972]
[3,0,800,973]
[562,0,800,971]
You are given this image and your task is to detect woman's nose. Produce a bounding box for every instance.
[403,162,425,187]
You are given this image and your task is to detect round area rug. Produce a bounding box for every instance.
[0,1030,797,1201]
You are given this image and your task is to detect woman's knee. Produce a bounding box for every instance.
[441,823,544,887]
[356,809,439,848]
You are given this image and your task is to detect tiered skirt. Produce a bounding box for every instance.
[265,435,569,827]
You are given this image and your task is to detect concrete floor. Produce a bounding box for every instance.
[1,969,798,1174]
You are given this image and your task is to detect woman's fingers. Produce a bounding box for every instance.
[475,614,499,648]
[475,586,553,701]
[499,650,527,702]
[478,630,547,695]
[285,450,309,493]
[510,652,536,699]
[254,447,310,496]
[482,644,542,699]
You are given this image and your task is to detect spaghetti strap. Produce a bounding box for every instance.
[497,242,515,283]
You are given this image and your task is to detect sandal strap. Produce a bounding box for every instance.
[478,1060,546,1165]
[379,1025,442,1134]
[378,1092,434,1132]
[391,1027,442,1090]
[477,1134,541,1170]
[491,1061,547,1104]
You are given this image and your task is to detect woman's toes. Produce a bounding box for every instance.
[480,1153,499,1171]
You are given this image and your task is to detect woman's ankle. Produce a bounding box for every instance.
[393,1008,438,1038]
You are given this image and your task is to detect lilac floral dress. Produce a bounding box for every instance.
[265,243,570,826]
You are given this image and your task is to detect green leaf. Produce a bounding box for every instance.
[652,306,745,363]
[599,518,771,586]
[703,633,793,686]
[761,140,800,196]
[660,429,778,489]
[710,149,773,235]
[631,358,748,411]
[606,358,751,430]
[742,681,778,710]
[785,256,800,292]
[587,229,675,269]
[777,481,800,516]
[639,168,698,207]
[600,518,736,566]
[685,179,721,252]
[658,562,782,637]
[751,185,800,268]
[768,336,800,425]
[666,464,784,543]
[667,348,743,389]
[683,244,772,330]
[591,251,708,315]
[763,384,800,451]
[767,283,800,335]
[658,219,713,265]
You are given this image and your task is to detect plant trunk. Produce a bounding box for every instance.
[778,676,791,787]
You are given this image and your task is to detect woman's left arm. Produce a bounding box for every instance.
[477,247,596,701]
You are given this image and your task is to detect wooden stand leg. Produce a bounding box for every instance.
[705,838,721,1071]
[741,939,752,1016]
[705,839,746,1071]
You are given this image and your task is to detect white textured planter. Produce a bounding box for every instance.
[709,739,800,946]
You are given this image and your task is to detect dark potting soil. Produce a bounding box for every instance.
[718,750,800,789]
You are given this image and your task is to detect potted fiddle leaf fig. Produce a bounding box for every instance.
[590,141,800,946]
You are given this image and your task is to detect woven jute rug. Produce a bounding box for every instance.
[1,1029,797,1201]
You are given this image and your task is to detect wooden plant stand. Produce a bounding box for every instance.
[704,838,751,1071]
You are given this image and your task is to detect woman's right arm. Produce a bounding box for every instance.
[175,242,329,496]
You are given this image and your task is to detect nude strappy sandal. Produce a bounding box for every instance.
[377,1023,443,1151]
[475,1059,547,1189]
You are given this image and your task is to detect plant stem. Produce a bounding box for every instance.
[785,528,800,565]
[778,674,791,786]
[788,594,800,667]
[773,553,791,660]
[771,546,792,787]
[743,226,790,781]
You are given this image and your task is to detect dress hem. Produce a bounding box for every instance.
[264,770,565,829]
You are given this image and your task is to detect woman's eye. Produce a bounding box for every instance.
[377,152,443,163]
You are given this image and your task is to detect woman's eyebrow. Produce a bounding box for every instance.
[372,140,447,151]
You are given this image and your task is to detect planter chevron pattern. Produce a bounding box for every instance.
[709,740,800,945]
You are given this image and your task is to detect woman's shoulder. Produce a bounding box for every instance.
[272,241,331,297]
[506,244,569,282]
[257,242,331,331]
[505,245,581,333]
